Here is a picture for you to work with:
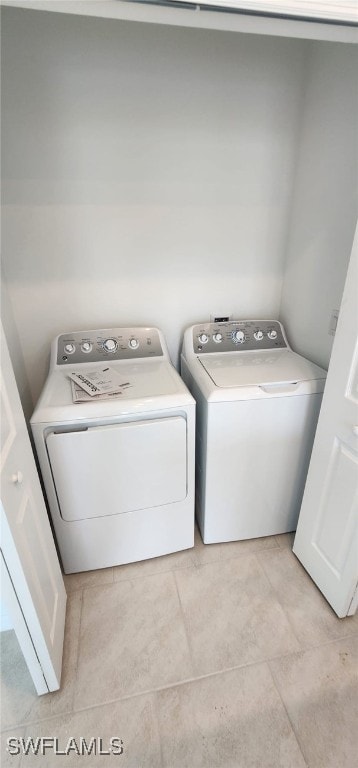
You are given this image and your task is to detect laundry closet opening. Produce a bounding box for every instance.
[1,1,357,700]
[1,4,357,420]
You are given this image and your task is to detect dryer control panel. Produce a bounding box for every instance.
[192,320,287,354]
[55,327,164,365]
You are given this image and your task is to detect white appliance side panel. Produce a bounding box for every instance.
[181,357,208,535]
[202,394,323,542]
[46,417,187,522]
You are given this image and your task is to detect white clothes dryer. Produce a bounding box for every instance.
[31,327,195,573]
[181,320,326,544]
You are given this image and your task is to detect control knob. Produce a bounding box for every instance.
[213,332,223,343]
[103,338,117,353]
[254,330,264,341]
[64,343,75,354]
[232,330,245,344]
[128,338,139,350]
[81,342,92,353]
[268,329,278,340]
[198,333,209,345]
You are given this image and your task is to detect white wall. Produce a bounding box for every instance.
[1,7,306,405]
[279,41,358,370]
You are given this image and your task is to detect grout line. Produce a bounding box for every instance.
[4,541,357,736]
[70,587,85,714]
[1,662,273,731]
[151,691,165,768]
[274,534,292,549]
[4,629,357,733]
[113,561,195,585]
[59,593,80,718]
[172,570,196,679]
[63,536,280,592]
[254,549,306,650]
[64,569,115,595]
[187,542,281,574]
[267,660,309,768]
[66,562,194,593]
[255,545,358,648]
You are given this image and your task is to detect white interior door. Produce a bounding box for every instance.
[293,223,358,618]
[1,549,49,694]
[0,321,66,692]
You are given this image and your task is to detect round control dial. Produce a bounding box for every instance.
[128,338,139,350]
[64,343,75,354]
[103,338,118,353]
[213,332,223,343]
[232,330,245,344]
[198,333,209,345]
[81,342,92,353]
[268,329,278,340]
[254,330,264,341]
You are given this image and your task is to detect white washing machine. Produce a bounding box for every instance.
[31,326,195,573]
[181,319,326,544]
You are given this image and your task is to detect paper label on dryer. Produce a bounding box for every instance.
[68,367,133,400]
[70,380,129,403]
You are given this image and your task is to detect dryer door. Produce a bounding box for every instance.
[46,417,187,522]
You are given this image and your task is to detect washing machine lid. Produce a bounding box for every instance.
[31,359,194,424]
[198,349,326,389]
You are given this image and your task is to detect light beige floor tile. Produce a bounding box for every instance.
[258,548,358,648]
[156,663,306,768]
[1,631,36,731]
[1,728,25,768]
[275,532,296,549]
[1,592,82,730]
[175,555,300,676]
[192,525,278,566]
[64,567,114,594]
[270,636,358,768]
[113,546,195,583]
[74,571,193,709]
[21,693,161,767]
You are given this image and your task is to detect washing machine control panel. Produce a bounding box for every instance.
[193,320,287,354]
[56,327,164,365]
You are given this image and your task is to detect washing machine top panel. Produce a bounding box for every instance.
[31,359,194,425]
[198,348,327,389]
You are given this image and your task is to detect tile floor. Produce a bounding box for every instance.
[1,528,357,767]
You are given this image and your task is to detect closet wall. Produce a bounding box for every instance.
[1,7,306,405]
[1,7,356,409]
[280,41,358,370]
